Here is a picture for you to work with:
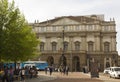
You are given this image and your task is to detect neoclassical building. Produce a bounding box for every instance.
[30,14,118,71]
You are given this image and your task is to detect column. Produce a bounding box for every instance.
[46,37,51,51]
[111,36,116,51]
[95,36,100,51]
[81,36,86,51]
[69,36,73,72]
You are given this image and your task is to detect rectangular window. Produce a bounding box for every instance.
[87,25,93,31]
[104,45,109,52]
[40,45,44,51]
[88,44,93,51]
[79,25,81,31]
[76,26,79,30]
[88,42,93,52]
[38,27,40,32]
[82,25,85,31]
[64,26,68,31]
[35,27,38,32]
[46,27,49,31]
[75,45,80,51]
[52,42,57,51]
[41,27,45,32]
[104,42,110,52]
[104,26,108,31]
[69,26,72,31]
[53,26,56,31]
[75,42,80,51]
[52,45,56,51]
[64,42,68,51]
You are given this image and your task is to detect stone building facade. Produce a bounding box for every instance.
[118,56,120,66]
[30,14,118,71]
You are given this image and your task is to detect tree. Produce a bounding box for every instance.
[0,0,39,62]
[0,0,9,62]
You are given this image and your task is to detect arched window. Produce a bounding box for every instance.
[40,42,44,51]
[75,41,80,51]
[104,42,110,52]
[52,42,57,51]
[88,41,94,51]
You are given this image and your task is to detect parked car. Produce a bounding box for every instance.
[103,67,110,74]
[109,67,120,78]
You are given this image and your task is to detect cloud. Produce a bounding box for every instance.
[9,0,119,22]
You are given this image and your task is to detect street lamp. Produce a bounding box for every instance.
[59,26,66,67]
[70,37,73,72]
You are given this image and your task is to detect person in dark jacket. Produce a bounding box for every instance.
[2,66,9,82]
[49,67,53,75]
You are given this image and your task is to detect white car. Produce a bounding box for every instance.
[109,67,120,78]
[103,67,110,74]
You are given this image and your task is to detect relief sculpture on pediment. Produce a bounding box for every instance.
[52,18,80,25]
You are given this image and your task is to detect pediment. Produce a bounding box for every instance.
[51,18,80,25]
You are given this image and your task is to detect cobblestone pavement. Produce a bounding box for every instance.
[14,72,120,82]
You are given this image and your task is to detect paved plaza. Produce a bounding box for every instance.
[14,71,120,82]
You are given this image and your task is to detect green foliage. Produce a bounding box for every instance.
[0,0,39,62]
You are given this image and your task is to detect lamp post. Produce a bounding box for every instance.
[70,37,73,72]
[87,54,90,71]
[62,26,65,56]
[60,26,66,67]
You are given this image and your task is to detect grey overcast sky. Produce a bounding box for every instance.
[9,0,120,55]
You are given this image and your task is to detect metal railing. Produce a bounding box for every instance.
[86,51,118,54]
[40,50,86,54]
[40,50,118,54]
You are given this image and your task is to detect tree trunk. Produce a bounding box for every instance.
[14,61,17,71]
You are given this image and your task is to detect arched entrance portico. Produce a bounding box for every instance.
[59,54,67,67]
[47,56,54,66]
[73,56,80,72]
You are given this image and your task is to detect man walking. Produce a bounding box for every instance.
[65,66,69,76]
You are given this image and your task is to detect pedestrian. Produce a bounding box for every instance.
[45,67,47,74]
[9,66,14,82]
[33,66,38,78]
[15,68,20,81]
[83,67,85,73]
[20,67,25,82]
[65,66,69,76]
[49,67,53,75]
[0,68,5,82]
[29,68,33,79]
[25,66,29,79]
[59,66,63,75]
[2,66,9,82]
[63,66,66,75]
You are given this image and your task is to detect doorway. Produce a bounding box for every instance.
[73,56,80,71]
[47,56,54,66]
